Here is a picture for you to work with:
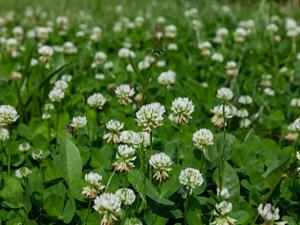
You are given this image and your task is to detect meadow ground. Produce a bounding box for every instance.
[0,0,299,225]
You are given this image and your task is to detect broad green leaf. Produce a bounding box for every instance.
[59,199,76,223]
[213,161,240,201]
[0,177,26,209]
[60,137,82,186]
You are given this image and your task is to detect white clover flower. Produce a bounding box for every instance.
[192,128,214,150]
[212,201,236,225]
[38,45,54,65]
[104,61,114,70]
[217,87,233,101]
[169,97,195,124]
[115,84,135,105]
[136,131,151,148]
[93,193,121,225]
[15,167,31,179]
[42,112,51,120]
[120,130,139,146]
[56,16,69,30]
[288,118,300,132]
[82,172,105,199]
[95,73,105,80]
[157,16,166,24]
[54,80,68,91]
[48,88,65,102]
[238,95,253,105]
[296,151,300,160]
[236,108,249,118]
[164,24,177,38]
[85,172,105,190]
[240,118,251,128]
[198,41,212,56]
[0,128,9,141]
[87,93,106,110]
[214,201,233,216]
[5,38,18,53]
[149,152,173,182]
[103,119,124,144]
[19,142,30,152]
[31,149,43,160]
[136,103,165,131]
[211,104,236,128]
[167,43,178,51]
[36,27,52,41]
[126,64,134,72]
[225,61,238,77]
[61,74,72,82]
[158,70,176,88]
[179,168,203,196]
[124,218,143,225]
[71,116,87,128]
[234,27,248,42]
[216,27,229,38]
[258,203,280,222]
[198,41,212,50]
[290,98,300,107]
[156,60,166,68]
[0,105,18,126]
[211,53,224,62]
[63,41,77,54]
[217,187,230,199]
[211,216,236,225]
[113,144,136,172]
[30,58,38,67]
[118,48,135,58]
[115,188,136,205]
[263,88,275,96]
[267,23,279,33]
[91,51,107,68]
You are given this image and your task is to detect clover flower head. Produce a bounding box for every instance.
[149,152,173,182]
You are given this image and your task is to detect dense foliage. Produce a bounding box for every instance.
[0,0,299,225]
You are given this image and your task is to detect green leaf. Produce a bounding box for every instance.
[213,161,240,201]
[187,196,203,225]
[90,145,114,170]
[59,199,76,223]
[44,194,65,217]
[0,177,26,209]
[160,165,182,198]
[205,133,236,166]
[60,137,82,186]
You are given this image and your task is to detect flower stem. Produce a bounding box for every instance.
[84,199,91,225]
[184,196,189,225]
[105,169,116,191]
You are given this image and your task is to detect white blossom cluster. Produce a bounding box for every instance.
[103,119,124,144]
[149,152,173,182]
[0,105,18,127]
[115,84,135,105]
[192,128,214,150]
[169,97,195,124]
[136,102,165,131]
[179,168,203,197]
[113,144,137,172]
[71,116,87,129]
[87,93,107,110]
[157,70,176,88]
[257,203,287,224]
[82,172,105,199]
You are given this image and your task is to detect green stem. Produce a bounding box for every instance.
[220,101,227,189]
[184,196,189,225]
[105,169,116,191]
[7,152,11,176]
[84,200,91,225]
